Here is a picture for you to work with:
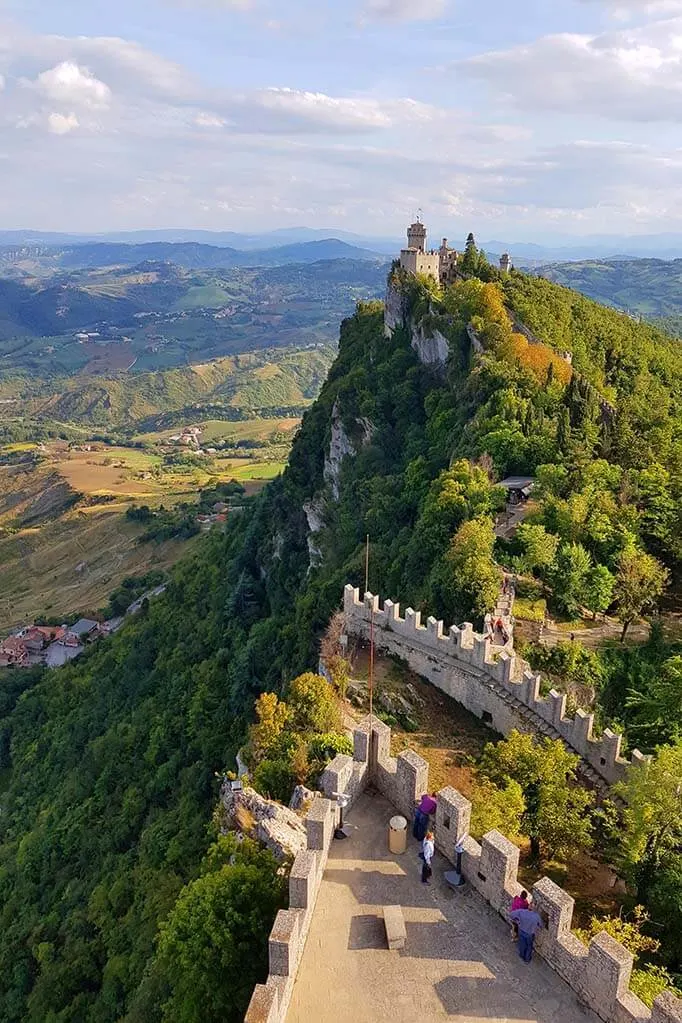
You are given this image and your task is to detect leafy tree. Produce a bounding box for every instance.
[252,757,298,802]
[516,523,559,577]
[575,905,659,960]
[614,547,668,641]
[307,732,353,763]
[249,692,290,764]
[157,835,286,1023]
[557,406,571,452]
[479,730,593,859]
[461,232,479,276]
[614,743,682,891]
[431,515,500,625]
[286,672,340,734]
[646,854,682,970]
[307,732,353,784]
[551,541,592,618]
[625,655,682,747]
[470,779,525,841]
[583,564,615,619]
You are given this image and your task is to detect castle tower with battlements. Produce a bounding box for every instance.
[398,217,511,288]
[399,218,440,282]
[407,220,427,252]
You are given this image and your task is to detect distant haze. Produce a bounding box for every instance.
[4,229,682,262]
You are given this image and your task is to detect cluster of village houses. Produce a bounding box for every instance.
[166,424,219,457]
[0,618,122,670]
[0,583,168,671]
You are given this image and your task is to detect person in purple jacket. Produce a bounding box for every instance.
[509,906,544,962]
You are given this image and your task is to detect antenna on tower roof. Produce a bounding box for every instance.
[416,207,423,223]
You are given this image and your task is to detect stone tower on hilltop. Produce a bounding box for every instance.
[399,218,440,282]
[406,220,427,252]
[398,217,513,287]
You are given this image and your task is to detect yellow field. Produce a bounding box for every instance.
[0,505,196,633]
[0,438,286,630]
[53,448,284,499]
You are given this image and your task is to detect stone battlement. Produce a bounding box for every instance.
[343,584,648,788]
[244,727,370,1023]
[246,716,681,1023]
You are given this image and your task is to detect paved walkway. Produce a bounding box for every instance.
[287,792,598,1023]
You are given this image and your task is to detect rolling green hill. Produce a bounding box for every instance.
[1,345,335,431]
[0,260,386,379]
[537,258,682,335]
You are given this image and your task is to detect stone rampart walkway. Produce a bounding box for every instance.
[286,792,599,1023]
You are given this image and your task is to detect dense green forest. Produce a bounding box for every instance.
[1,255,682,1020]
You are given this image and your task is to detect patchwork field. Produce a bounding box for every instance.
[0,425,290,632]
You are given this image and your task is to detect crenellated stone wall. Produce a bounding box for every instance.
[343,585,649,789]
[431,779,682,1023]
[245,724,369,1023]
[245,713,681,1023]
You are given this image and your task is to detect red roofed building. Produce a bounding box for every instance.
[0,636,30,668]
[20,625,66,652]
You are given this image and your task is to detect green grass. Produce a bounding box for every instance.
[174,285,232,310]
[222,460,285,481]
[514,596,547,623]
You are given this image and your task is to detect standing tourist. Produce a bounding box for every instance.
[509,906,544,962]
[421,831,435,884]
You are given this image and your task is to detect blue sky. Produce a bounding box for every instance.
[1,0,682,239]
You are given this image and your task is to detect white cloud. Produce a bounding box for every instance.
[584,0,682,15]
[34,61,111,109]
[195,111,227,128]
[2,17,682,237]
[47,111,79,134]
[458,18,682,121]
[239,88,433,131]
[364,0,448,20]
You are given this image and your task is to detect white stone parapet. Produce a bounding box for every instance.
[343,584,647,788]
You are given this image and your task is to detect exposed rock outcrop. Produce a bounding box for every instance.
[289,784,316,812]
[384,280,449,371]
[303,496,325,566]
[411,323,449,369]
[323,400,373,500]
[219,783,309,860]
[383,280,408,337]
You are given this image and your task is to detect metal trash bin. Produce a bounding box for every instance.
[388,815,408,854]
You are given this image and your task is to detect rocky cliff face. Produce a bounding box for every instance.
[302,496,325,566]
[323,400,373,500]
[383,280,407,337]
[384,280,449,372]
[219,782,309,860]
[411,323,449,369]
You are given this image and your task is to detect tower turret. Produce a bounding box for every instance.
[407,220,427,253]
[500,253,512,274]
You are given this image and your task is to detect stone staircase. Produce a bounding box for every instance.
[487,574,515,647]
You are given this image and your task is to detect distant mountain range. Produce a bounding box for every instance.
[0,239,387,276]
[5,227,682,261]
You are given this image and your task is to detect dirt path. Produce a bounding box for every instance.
[540,617,650,649]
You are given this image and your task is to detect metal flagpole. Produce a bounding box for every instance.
[369,613,374,728]
[367,532,374,730]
